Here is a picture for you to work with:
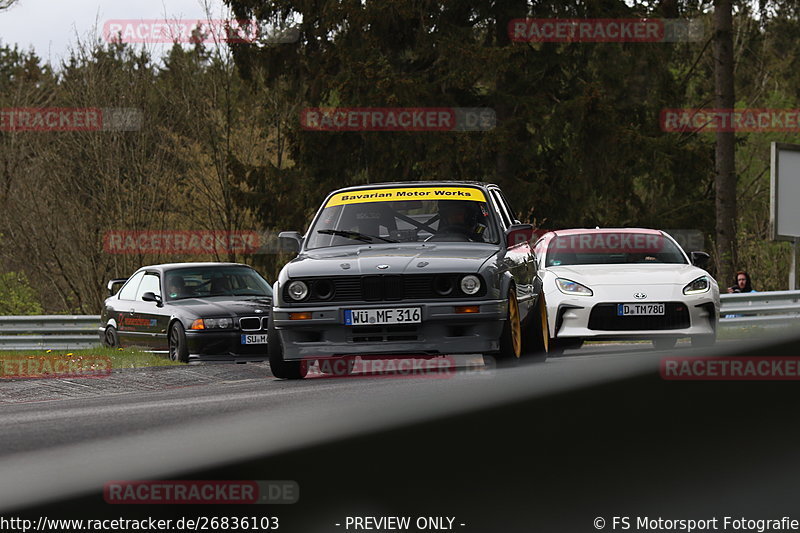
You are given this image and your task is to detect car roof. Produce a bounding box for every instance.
[331,181,497,193]
[549,228,664,237]
[139,262,251,272]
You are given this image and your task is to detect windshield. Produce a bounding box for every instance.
[305,186,499,249]
[164,266,273,301]
[545,233,687,266]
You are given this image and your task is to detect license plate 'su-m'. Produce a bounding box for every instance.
[344,308,422,326]
[241,334,268,344]
[617,303,665,316]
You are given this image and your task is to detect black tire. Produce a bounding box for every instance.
[102,325,119,348]
[522,293,549,362]
[691,334,716,348]
[168,321,190,363]
[268,317,308,380]
[487,288,523,367]
[652,337,678,350]
[318,357,354,376]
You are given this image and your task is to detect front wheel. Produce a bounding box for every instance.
[522,293,549,362]
[268,319,308,380]
[169,322,190,363]
[487,288,523,367]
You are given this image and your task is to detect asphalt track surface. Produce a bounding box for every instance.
[2,336,800,532]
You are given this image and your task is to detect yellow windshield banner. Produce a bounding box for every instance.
[325,187,487,207]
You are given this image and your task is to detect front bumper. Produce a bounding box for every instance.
[185,330,267,362]
[274,300,506,360]
[546,285,718,341]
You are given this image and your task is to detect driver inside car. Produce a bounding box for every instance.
[166,276,187,300]
[433,200,488,242]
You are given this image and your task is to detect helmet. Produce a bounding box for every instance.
[437,200,485,237]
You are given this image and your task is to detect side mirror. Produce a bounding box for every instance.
[505,224,534,249]
[107,278,128,296]
[690,251,710,269]
[141,292,162,305]
[279,231,303,253]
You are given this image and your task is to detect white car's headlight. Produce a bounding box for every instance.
[460,275,481,295]
[556,278,593,296]
[287,280,309,301]
[683,276,710,295]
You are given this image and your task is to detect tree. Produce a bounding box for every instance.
[713,0,737,286]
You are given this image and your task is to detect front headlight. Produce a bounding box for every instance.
[556,278,593,296]
[683,276,710,295]
[460,275,481,295]
[189,318,233,330]
[287,280,309,301]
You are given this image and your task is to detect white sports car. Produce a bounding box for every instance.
[533,228,720,354]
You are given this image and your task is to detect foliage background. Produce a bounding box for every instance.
[0,0,797,313]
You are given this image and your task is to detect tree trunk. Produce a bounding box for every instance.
[713,0,737,284]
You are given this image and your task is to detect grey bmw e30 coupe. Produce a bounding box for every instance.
[268,181,549,379]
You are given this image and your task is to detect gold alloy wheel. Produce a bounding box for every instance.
[540,295,549,353]
[509,291,522,358]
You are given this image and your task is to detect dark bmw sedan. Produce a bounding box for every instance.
[99,263,273,362]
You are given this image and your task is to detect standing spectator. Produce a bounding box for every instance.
[727,270,755,293]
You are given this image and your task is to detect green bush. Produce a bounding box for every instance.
[0,272,43,315]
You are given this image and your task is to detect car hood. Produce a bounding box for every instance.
[287,243,499,276]
[545,264,707,286]
[167,297,272,318]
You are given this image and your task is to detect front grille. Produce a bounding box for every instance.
[239,316,267,331]
[286,274,486,303]
[350,325,419,343]
[588,303,690,331]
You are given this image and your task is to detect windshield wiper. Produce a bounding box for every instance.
[317,229,397,243]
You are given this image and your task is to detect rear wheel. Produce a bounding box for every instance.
[488,289,523,367]
[168,322,189,363]
[268,318,308,380]
[318,357,355,376]
[652,337,677,350]
[102,325,119,348]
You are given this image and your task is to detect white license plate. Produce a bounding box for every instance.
[344,308,422,326]
[617,303,665,316]
[241,334,268,344]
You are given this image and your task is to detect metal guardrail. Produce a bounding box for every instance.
[0,293,796,351]
[719,290,800,327]
[0,315,100,351]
